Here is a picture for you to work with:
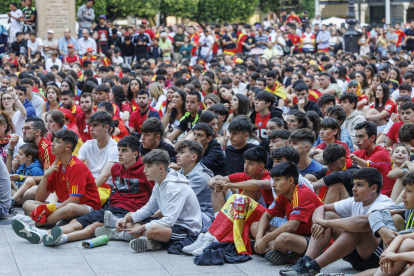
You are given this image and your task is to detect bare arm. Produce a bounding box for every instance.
[366,110,388,120]
[94,161,115,188]
[318,214,371,232]
[167,128,184,142]
[225,179,271,191]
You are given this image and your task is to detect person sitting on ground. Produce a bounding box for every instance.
[259,117,285,154]
[386,102,414,147]
[310,117,350,164]
[176,140,214,230]
[37,136,154,247]
[0,158,11,219]
[317,93,336,117]
[289,128,324,175]
[290,82,323,117]
[113,149,202,253]
[96,101,129,140]
[128,89,161,135]
[251,162,324,265]
[306,143,358,204]
[9,144,44,207]
[346,80,368,111]
[12,130,101,244]
[339,92,366,145]
[281,168,394,276]
[192,123,227,176]
[208,146,272,215]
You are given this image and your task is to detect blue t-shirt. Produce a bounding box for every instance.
[299,159,324,175]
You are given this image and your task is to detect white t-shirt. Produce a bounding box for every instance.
[334,194,394,218]
[391,87,414,99]
[199,34,215,56]
[12,110,26,138]
[77,138,119,186]
[112,56,124,64]
[10,10,23,29]
[27,38,43,56]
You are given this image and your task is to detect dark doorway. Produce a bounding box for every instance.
[370,5,385,25]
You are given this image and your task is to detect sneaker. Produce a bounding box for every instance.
[281,261,320,276]
[265,250,297,265]
[43,227,64,246]
[94,226,134,241]
[130,236,162,253]
[11,219,43,244]
[279,257,306,275]
[316,274,348,276]
[191,235,215,256]
[104,210,120,228]
[82,235,109,248]
[182,233,205,255]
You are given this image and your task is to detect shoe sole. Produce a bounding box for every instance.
[265,250,296,265]
[130,238,162,253]
[11,219,41,244]
[104,211,116,228]
[43,227,63,246]
[95,227,119,239]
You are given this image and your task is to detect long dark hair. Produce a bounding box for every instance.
[233,94,250,116]
[170,90,186,125]
[375,83,390,111]
[218,84,233,105]
[305,111,322,137]
[321,117,341,140]
[166,86,177,112]
[391,67,402,84]
[93,31,102,53]
[126,78,144,103]
[82,81,97,94]
[112,85,127,111]
[356,71,369,89]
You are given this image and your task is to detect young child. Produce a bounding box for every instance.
[10,144,44,206]
[346,80,368,110]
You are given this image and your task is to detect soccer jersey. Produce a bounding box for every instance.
[353,145,392,163]
[369,99,396,121]
[267,184,324,236]
[254,112,271,140]
[37,137,56,169]
[129,106,161,134]
[228,171,273,206]
[314,140,350,156]
[367,162,395,197]
[387,121,404,144]
[288,34,301,50]
[63,55,81,64]
[47,156,101,210]
[74,112,92,142]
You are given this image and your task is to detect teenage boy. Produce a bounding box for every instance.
[264,70,286,106]
[140,118,177,162]
[39,136,155,247]
[176,140,214,226]
[193,123,227,176]
[351,121,391,163]
[291,83,323,117]
[386,102,414,147]
[209,103,230,136]
[289,129,324,175]
[249,91,283,140]
[167,91,203,141]
[252,162,324,265]
[306,143,358,204]
[339,93,366,144]
[317,93,336,116]
[20,78,43,117]
[268,129,290,153]
[60,90,82,115]
[113,149,202,252]
[281,168,394,276]
[208,146,272,213]
[224,116,258,175]
[75,93,94,142]
[129,89,161,135]
[77,111,119,189]
[15,85,36,118]
[12,130,102,243]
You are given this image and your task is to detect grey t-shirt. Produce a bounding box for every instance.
[0,158,11,213]
[386,32,398,51]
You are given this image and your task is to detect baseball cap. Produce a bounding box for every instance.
[86,48,94,52]
[47,30,54,34]
[67,44,74,48]
[348,80,359,86]
[387,59,395,66]
[99,15,106,20]
[141,19,148,24]
[304,10,308,13]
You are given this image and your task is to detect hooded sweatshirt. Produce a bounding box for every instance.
[342,109,366,144]
[130,169,202,235]
[179,163,214,220]
[201,138,227,176]
[110,158,155,212]
[13,159,44,187]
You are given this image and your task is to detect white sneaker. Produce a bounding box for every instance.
[182,233,205,255]
[94,226,134,241]
[129,236,162,253]
[11,219,44,244]
[191,235,215,256]
[104,210,121,228]
[13,215,34,224]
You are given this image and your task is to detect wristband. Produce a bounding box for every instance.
[403,168,408,175]
[20,174,23,181]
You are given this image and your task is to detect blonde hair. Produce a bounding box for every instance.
[149,82,165,101]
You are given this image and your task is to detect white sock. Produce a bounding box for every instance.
[61,234,68,244]
[37,229,48,238]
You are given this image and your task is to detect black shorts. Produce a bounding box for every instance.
[141,217,191,248]
[406,44,414,52]
[76,206,130,229]
[342,239,383,271]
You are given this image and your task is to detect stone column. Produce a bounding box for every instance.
[403,2,410,24]
[360,4,368,24]
[36,0,76,40]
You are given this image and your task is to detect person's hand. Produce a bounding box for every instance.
[311,222,326,239]
[6,87,17,100]
[298,98,306,110]
[116,217,128,232]
[7,13,11,17]
[123,224,146,236]
[10,174,20,181]
[401,160,414,172]
[214,180,224,193]
[314,219,328,229]
[44,158,59,177]
[378,227,399,247]
[223,129,230,141]
[390,113,399,123]
[182,50,186,55]
[8,135,19,150]
[254,237,268,255]
[12,157,20,167]
[380,251,399,273]
[166,102,175,113]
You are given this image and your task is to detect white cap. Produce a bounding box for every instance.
[47,30,54,34]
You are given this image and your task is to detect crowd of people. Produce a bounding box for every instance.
[2,0,414,275]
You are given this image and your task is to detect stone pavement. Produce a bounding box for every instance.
[0,208,359,276]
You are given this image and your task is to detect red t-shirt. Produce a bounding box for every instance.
[63,55,81,64]
[255,112,271,140]
[267,184,324,236]
[395,30,406,45]
[114,117,129,139]
[47,156,101,210]
[228,171,273,206]
[190,33,200,56]
[128,106,160,134]
[93,103,120,118]
[353,145,392,163]
[74,112,92,143]
[315,140,350,156]
[121,102,132,114]
[369,99,396,121]
[37,137,56,169]
[288,34,301,50]
[387,121,404,144]
[367,162,395,197]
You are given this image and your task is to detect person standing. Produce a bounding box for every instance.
[172,25,185,63]
[316,24,331,53]
[77,0,95,38]
[8,2,23,43]
[0,24,9,55]
[132,25,151,62]
[94,15,110,54]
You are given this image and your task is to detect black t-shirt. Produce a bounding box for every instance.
[23,7,36,24]
[291,101,323,117]
[140,140,177,162]
[223,32,237,50]
[176,110,203,133]
[11,39,27,56]
[225,143,258,175]
[310,165,359,196]
[244,35,256,53]
[132,33,151,55]
[406,28,414,46]
[93,25,109,45]
[283,40,293,56]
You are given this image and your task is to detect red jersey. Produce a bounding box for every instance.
[353,145,392,163]
[103,57,111,66]
[228,171,273,206]
[367,162,395,197]
[395,30,406,45]
[190,33,200,56]
[387,121,404,144]
[63,55,81,64]
[288,34,301,50]
[121,102,132,114]
[254,112,271,140]
[74,112,92,143]
[114,117,129,139]
[144,29,155,40]
[128,106,160,134]
[81,56,96,67]
[267,184,324,236]
[314,140,350,156]
[369,99,396,121]
[37,137,56,169]
[47,156,101,210]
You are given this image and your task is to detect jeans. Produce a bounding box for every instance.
[124,56,133,64]
[377,47,387,56]
[396,46,402,53]
[200,54,212,62]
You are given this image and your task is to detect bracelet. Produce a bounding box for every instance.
[19,174,23,181]
[403,168,408,175]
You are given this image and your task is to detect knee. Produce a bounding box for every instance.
[145,226,161,240]
[250,222,259,237]
[276,233,293,244]
[399,239,414,252]
[63,203,78,218]
[22,200,35,213]
[24,177,36,186]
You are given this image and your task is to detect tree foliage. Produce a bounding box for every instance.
[194,0,259,23]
